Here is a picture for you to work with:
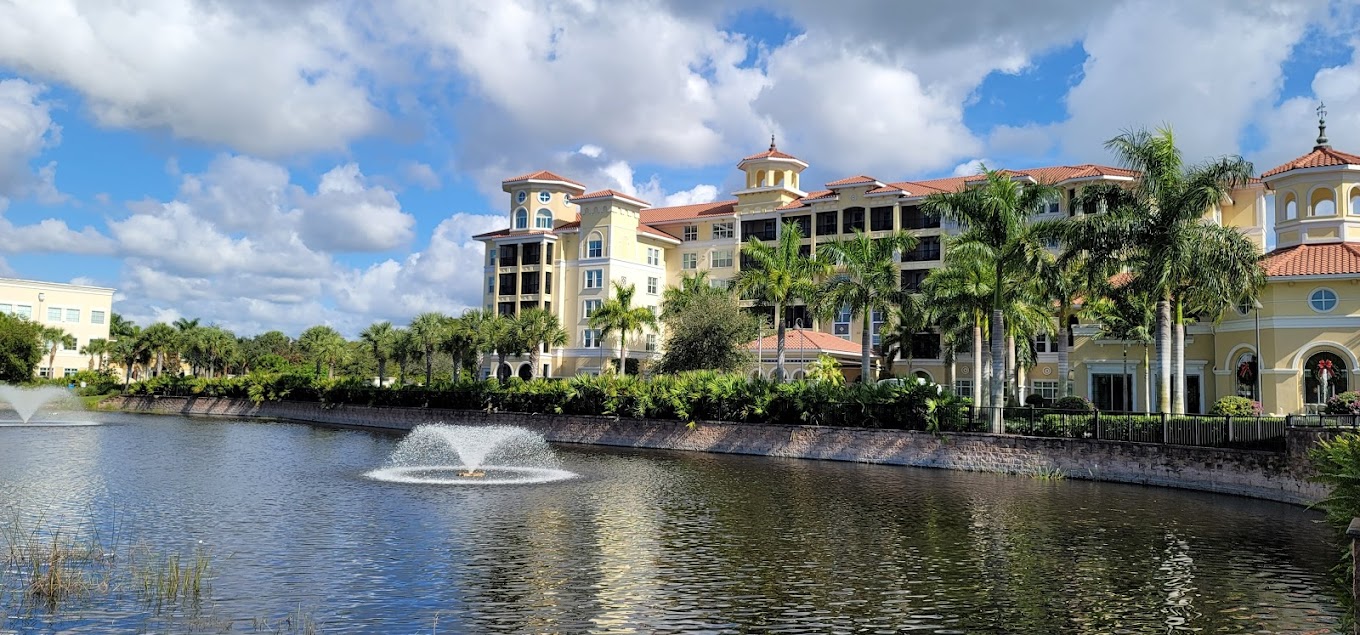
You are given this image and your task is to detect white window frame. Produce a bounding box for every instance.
[66,308,79,323]
[538,191,552,204]
[14,304,31,319]
[647,247,661,266]
[91,310,106,325]
[681,253,698,270]
[1310,287,1338,313]
[834,305,851,338]
[871,310,885,346]
[954,379,972,398]
[682,225,698,241]
[584,329,601,348]
[535,209,553,229]
[584,299,602,318]
[586,232,604,259]
[516,191,527,204]
[514,207,528,229]
[647,277,658,295]
[712,222,734,240]
[487,276,495,293]
[645,333,657,352]
[47,306,62,322]
[1034,333,1049,353]
[711,250,733,268]
[584,269,603,289]
[1032,380,1058,401]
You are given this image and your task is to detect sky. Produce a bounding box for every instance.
[0,0,1358,338]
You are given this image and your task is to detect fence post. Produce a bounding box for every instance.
[1227,415,1233,444]
[1161,412,1169,444]
[1028,405,1035,428]
[1094,409,1101,440]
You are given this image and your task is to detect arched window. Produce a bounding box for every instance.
[1350,186,1360,216]
[1304,351,1348,404]
[774,171,784,186]
[1283,193,1298,221]
[586,231,604,258]
[535,208,553,229]
[1311,187,1336,217]
[755,170,766,187]
[517,363,533,380]
[514,207,528,229]
[1235,351,1257,399]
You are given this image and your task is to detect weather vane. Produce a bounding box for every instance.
[1316,101,1329,147]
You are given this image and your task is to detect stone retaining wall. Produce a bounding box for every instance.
[106,395,1331,505]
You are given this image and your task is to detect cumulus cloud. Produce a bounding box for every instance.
[0,78,63,200]
[400,161,441,190]
[0,0,383,156]
[297,164,415,252]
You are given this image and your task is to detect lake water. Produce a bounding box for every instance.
[0,412,1344,633]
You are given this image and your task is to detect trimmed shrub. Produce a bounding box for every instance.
[1053,395,1094,412]
[1024,393,1047,407]
[1209,395,1262,416]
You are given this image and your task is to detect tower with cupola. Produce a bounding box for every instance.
[734,136,808,215]
[1263,104,1360,248]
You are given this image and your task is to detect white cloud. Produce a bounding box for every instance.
[0,78,62,200]
[952,159,989,177]
[400,161,441,190]
[0,0,383,156]
[0,210,113,255]
[1254,36,1360,171]
[296,163,415,252]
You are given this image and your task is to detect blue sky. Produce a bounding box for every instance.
[0,0,1356,337]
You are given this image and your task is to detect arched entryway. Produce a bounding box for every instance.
[1303,350,1348,405]
[517,363,533,380]
[497,363,513,382]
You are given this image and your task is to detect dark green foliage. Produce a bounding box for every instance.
[123,370,967,430]
[655,292,760,374]
[1053,395,1093,412]
[1210,395,1261,416]
[1309,433,1360,608]
[0,312,43,382]
[1323,392,1360,415]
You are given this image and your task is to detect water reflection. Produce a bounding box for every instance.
[0,413,1344,633]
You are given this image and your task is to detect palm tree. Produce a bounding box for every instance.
[109,313,137,340]
[818,229,919,381]
[922,250,994,405]
[1064,127,1258,413]
[447,310,494,377]
[39,326,76,377]
[299,325,348,379]
[1084,290,1155,412]
[410,312,450,386]
[513,308,568,379]
[110,326,146,385]
[661,271,726,317]
[732,223,831,382]
[390,328,421,386]
[139,323,178,377]
[360,321,395,386]
[876,301,927,380]
[192,327,237,378]
[80,338,109,371]
[588,282,658,376]
[924,168,1057,427]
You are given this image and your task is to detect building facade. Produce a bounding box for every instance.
[0,277,115,377]
[476,123,1360,416]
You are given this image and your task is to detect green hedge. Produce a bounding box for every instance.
[123,371,970,431]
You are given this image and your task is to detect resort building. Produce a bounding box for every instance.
[0,277,115,377]
[476,115,1360,416]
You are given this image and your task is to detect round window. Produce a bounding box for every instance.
[1236,300,1252,316]
[538,191,551,204]
[1310,288,1338,313]
[516,191,527,204]
[563,194,572,205]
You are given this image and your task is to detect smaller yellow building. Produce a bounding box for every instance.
[0,277,115,377]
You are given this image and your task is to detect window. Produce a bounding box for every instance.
[586,232,603,259]
[535,209,553,229]
[870,206,894,231]
[682,253,698,270]
[816,211,838,236]
[514,207,528,229]
[544,272,552,294]
[1284,194,1298,220]
[842,207,865,233]
[1032,380,1059,402]
[711,250,733,268]
[834,305,852,337]
[38,367,51,379]
[647,277,658,294]
[1310,288,1338,313]
[645,333,657,352]
[498,273,518,295]
[1312,187,1337,217]
[1351,186,1360,216]
[1236,351,1258,399]
[647,247,661,266]
[15,305,31,319]
[682,225,698,241]
[47,307,61,322]
[584,299,602,318]
[91,310,105,325]
[784,215,811,237]
[1236,299,1253,316]
[911,332,940,359]
[546,243,554,263]
[522,243,541,265]
[489,248,497,266]
[63,368,78,377]
[901,270,928,291]
[871,310,885,346]
[521,271,540,294]
[741,219,776,242]
[1042,197,1061,215]
[499,244,518,267]
[487,276,495,293]
[902,236,941,262]
[953,379,972,398]
[584,329,601,348]
[584,269,603,289]
[1034,333,1049,353]
[62,338,77,351]
[900,205,940,229]
[538,191,552,204]
[710,277,728,290]
[516,191,527,204]
[712,222,734,239]
[498,302,515,316]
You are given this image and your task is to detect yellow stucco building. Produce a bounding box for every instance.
[0,277,115,377]
[477,120,1360,416]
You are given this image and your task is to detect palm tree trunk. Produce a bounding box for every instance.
[1006,335,1016,403]
[497,351,508,383]
[1057,309,1070,397]
[1172,299,1186,415]
[377,358,387,387]
[774,303,786,382]
[619,335,628,376]
[945,346,956,392]
[155,351,164,377]
[425,346,434,386]
[860,311,872,383]
[989,308,1005,432]
[528,347,540,379]
[1156,298,1171,414]
[398,360,406,387]
[972,317,983,407]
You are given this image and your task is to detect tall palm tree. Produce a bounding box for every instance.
[40,326,75,377]
[732,223,831,382]
[359,321,395,386]
[513,308,568,378]
[661,271,726,317]
[390,328,421,386]
[192,327,237,379]
[588,282,658,376]
[410,312,450,386]
[924,168,1057,426]
[109,313,137,340]
[139,322,178,377]
[299,325,348,379]
[818,229,919,381]
[80,338,109,372]
[1064,128,1258,413]
[922,245,994,405]
[110,326,146,385]
[448,309,494,377]
[479,313,518,381]
[1084,289,1155,411]
[876,300,927,380]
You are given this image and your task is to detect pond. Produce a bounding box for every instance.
[0,412,1344,633]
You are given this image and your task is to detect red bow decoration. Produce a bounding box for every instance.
[1237,361,1254,381]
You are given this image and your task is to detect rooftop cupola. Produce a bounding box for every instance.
[1261,102,1360,248]
[734,136,808,212]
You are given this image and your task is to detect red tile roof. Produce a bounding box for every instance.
[638,200,737,224]
[501,170,587,190]
[1261,146,1360,178]
[739,139,805,165]
[856,164,1138,199]
[746,329,863,356]
[573,189,650,207]
[552,219,677,241]
[826,175,880,187]
[1260,242,1360,277]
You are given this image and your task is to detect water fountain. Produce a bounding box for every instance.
[365,424,576,485]
[0,385,87,426]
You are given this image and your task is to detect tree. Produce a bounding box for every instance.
[410,312,449,386]
[1063,127,1259,414]
[660,271,726,317]
[298,325,348,379]
[360,321,395,386]
[0,312,43,382]
[819,229,918,381]
[588,282,658,376]
[390,328,421,386]
[480,314,518,381]
[806,354,844,386]
[80,338,109,371]
[924,168,1057,428]
[110,326,146,385]
[109,313,137,340]
[877,301,928,380]
[139,323,178,377]
[1084,289,1155,412]
[513,308,567,379]
[655,291,761,374]
[40,326,76,376]
[732,222,831,382]
[922,249,994,405]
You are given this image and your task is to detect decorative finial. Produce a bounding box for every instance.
[1316,101,1329,148]
[769,134,777,152]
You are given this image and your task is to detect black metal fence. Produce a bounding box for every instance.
[967,406,1292,451]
